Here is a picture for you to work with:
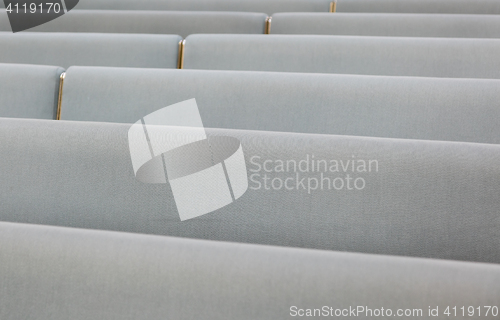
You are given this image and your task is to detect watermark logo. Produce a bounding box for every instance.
[128,99,248,221]
[249,154,379,193]
[4,0,79,32]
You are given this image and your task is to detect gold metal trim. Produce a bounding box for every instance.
[265,16,272,34]
[177,39,186,69]
[56,72,65,120]
[329,0,337,12]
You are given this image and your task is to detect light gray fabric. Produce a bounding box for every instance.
[0,118,499,263]
[61,67,500,144]
[0,11,10,32]
[72,0,331,15]
[0,10,267,37]
[336,0,500,14]
[0,32,181,69]
[271,13,500,38]
[1,221,500,320]
[183,34,500,79]
[0,63,64,119]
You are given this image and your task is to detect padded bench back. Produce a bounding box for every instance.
[0,32,181,69]
[0,63,64,120]
[183,34,500,79]
[336,0,500,14]
[60,67,500,144]
[1,221,500,320]
[271,13,500,38]
[73,0,331,14]
[0,10,267,38]
[0,118,499,264]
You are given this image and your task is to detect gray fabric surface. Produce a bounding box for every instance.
[0,11,10,31]
[0,118,499,263]
[0,10,267,37]
[72,0,331,15]
[0,63,64,119]
[61,67,500,144]
[336,0,500,14]
[0,32,181,69]
[183,34,500,78]
[271,13,500,38]
[1,221,500,320]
